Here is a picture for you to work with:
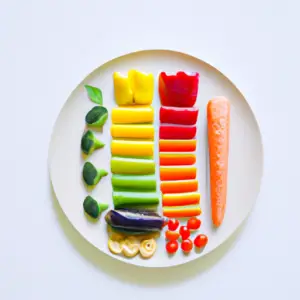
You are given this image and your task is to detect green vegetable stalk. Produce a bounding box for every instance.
[81,130,105,155]
[83,196,108,218]
[111,174,156,191]
[113,191,159,208]
[85,106,108,127]
[82,162,108,186]
[111,157,155,175]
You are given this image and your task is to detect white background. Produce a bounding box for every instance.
[1,0,300,299]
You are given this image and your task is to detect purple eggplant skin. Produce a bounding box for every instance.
[105,209,166,232]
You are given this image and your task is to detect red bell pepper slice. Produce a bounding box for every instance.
[159,125,196,139]
[160,106,199,125]
[159,71,199,107]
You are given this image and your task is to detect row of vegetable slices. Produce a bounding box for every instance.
[110,70,159,214]
[158,72,201,218]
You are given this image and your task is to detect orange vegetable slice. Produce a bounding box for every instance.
[159,153,196,166]
[162,192,200,206]
[160,167,197,181]
[159,140,197,152]
[163,205,201,218]
[160,180,198,194]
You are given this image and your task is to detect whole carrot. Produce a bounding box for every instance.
[207,97,230,227]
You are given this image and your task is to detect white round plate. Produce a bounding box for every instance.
[48,49,263,268]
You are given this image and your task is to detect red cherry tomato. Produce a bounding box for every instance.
[166,240,179,254]
[167,219,179,231]
[187,217,201,230]
[165,230,180,241]
[179,226,190,240]
[194,234,208,248]
[181,239,193,252]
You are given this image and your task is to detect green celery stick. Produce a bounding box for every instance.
[111,174,156,191]
[113,191,159,208]
[111,157,155,175]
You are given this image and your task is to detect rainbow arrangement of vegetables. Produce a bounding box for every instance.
[158,71,201,218]
[78,70,233,260]
[110,69,159,212]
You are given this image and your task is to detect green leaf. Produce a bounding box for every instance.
[84,85,103,105]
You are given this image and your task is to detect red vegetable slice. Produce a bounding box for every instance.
[159,71,199,107]
[160,106,199,125]
[159,125,196,140]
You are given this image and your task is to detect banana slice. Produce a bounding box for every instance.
[140,239,156,258]
[108,238,123,254]
[122,238,140,257]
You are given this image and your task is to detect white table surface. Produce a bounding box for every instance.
[1,0,300,299]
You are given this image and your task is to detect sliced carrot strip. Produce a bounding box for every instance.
[159,153,196,166]
[207,97,230,227]
[160,167,197,181]
[160,180,198,194]
[163,205,201,218]
[159,139,197,152]
[162,192,200,206]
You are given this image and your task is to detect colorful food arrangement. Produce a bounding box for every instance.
[78,70,231,261]
[159,71,201,219]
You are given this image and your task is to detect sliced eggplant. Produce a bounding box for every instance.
[105,209,165,233]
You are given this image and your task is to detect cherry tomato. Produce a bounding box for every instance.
[187,217,201,230]
[166,240,179,254]
[181,239,193,252]
[168,219,179,231]
[165,230,180,241]
[179,226,190,240]
[194,234,208,248]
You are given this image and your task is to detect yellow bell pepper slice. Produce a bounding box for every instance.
[128,70,154,105]
[111,140,154,157]
[111,106,154,124]
[113,70,154,105]
[111,124,154,140]
[113,72,134,105]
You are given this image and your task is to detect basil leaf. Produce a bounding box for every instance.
[84,85,103,105]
